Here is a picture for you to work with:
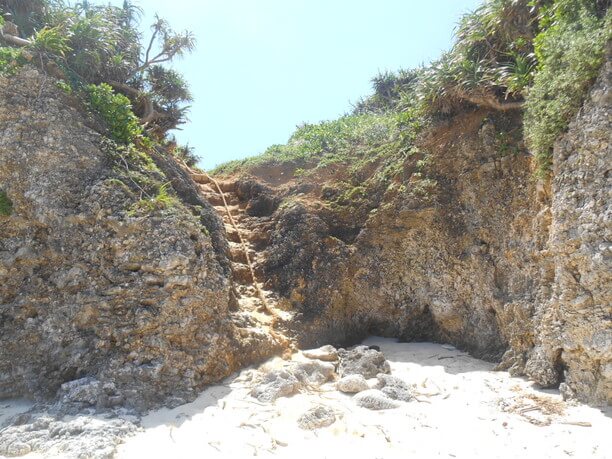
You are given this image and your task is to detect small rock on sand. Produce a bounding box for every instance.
[302,345,339,362]
[250,369,301,403]
[251,360,336,403]
[291,361,336,386]
[377,374,414,402]
[297,406,336,430]
[354,389,400,410]
[338,346,391,379]
[6,442,32,457]
[337,375,370,393]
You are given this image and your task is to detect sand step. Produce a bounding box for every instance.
[225,225,242,243]
[205,193,225,206]
[191,173,211,184]
[198,183,215,193]
[232,263,254,284]
[195,177,291,339]
[214,204,240,213]
[229,242,255,264]
[217,181,236,193]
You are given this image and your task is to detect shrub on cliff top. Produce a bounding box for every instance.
[417,0,537,115]
[212,113,402,175]
[0,0,195,138]
[524,1,611,175]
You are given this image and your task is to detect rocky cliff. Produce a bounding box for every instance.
[0,58,610,414]
[0,69,282,412]
[222,60,611,405]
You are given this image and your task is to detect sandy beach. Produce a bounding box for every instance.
[115,337,612,459]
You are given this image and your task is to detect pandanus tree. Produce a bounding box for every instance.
[0,0,195,137]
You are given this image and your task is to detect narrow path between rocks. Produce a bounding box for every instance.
[188,168,294,353]
[116,337,612,459]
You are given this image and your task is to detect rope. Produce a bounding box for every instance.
[178,161,292,351]
[204,171,270,313]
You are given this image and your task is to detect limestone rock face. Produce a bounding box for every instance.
[0,69,274,411]
[0,55,609,411]
[524,58,612,404]
[251,61,611,405]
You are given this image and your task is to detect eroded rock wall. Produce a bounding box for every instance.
[264,112,541,363]
[0,59,609,410]
[0,70,246,411]
[525,58,612,404]
[258,63,611,404]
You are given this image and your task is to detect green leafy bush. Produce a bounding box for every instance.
[0,190,13,216]
[86,83,142,144]
[1,0,195,137]
[0,47,26,75]
[129,182,179,215]
[171,143,199,167]
[525,1,611,175]
[353,69,421,114]
[417,0,537,115]
[30,26,72,57]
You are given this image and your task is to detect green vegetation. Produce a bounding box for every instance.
[0,0,195,137]
[0,190,12,216]
[353,69,422,114]
[525,1,611,175]
[418,0,538,115]
[418,0,610,174]
[0,46,25,75]
[2,0,608,180]
[215,0,608,180]
[99,138,180,216]
[30,25,71,57]
[213,112,411,176]
[168,139,199,167]
[1,1,200,219]
[129,182,179,215]
[86,83,142,144]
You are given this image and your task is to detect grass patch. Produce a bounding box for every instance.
[0,191,13,216]
[213,112,416,177]
[128,182,179,215]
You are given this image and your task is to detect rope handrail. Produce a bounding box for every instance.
[178,161,292,351]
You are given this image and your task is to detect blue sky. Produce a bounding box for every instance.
[115,0,482,169]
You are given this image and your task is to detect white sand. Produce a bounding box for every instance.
[117,337,612,459]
